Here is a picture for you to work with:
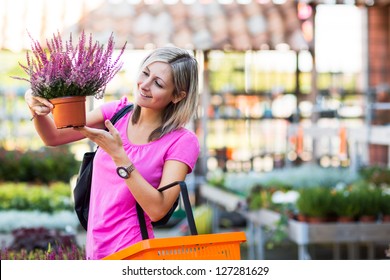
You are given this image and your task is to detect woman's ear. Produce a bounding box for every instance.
[173,91,187,104]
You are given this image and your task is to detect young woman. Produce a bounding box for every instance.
[25,46,200,259]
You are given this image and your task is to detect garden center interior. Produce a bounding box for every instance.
[0,0,389,260]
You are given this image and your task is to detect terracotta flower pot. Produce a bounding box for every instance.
[306,216,328,224]
[382,215,390,223]
[51,96,86,129]
[297,214,307,222]
[359,215,377,223]
[337,216,355,223]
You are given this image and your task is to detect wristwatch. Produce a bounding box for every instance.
[116,164,135,179]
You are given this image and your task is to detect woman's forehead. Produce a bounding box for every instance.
[146,62,173,81]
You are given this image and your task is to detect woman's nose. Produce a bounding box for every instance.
[140,77,151,89]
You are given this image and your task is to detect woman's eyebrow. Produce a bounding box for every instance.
[145,66,168,86]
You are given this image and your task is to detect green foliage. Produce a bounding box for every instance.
[264,205,290,250]
[0,146,79,184]
[359,165,390,186]
[0,182,72,213]
[380,193,390,215]
[333,189,360,218]
[296,186,334,218]
[351,182,382,217]
[247,185,274,211]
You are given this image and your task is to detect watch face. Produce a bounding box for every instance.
[117,167,129,179]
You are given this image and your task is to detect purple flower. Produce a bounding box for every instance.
[13,31,126,99]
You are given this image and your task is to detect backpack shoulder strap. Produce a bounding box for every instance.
[109,104,134,126]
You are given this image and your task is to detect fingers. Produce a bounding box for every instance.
[105,120,120,137]
[34,104,52,115]
[105,120,123,145]
[25,89,53,116]
[34,96,54,109]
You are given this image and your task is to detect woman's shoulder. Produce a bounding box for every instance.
[166,128,199,148]
[101,97,133,120]
[171,127,198,139]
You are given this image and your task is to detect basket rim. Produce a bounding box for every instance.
[102,231,246,260]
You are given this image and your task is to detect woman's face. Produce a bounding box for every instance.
[136,61,176,110]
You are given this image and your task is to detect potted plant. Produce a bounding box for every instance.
[333,188,360,222]
[380,190,390,222]
[352,183,382,222]
[295,186,334,223]
[13,31,126,128]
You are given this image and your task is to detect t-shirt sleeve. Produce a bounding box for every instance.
[165,130,200,174]
[100,96,129,121]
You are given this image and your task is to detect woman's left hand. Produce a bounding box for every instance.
[74,120,126,161]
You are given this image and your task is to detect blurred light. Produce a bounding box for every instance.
[207,157,218,171]
[272,190,299,204]
[272,0,287,4]
[275,43,290,51]
[182,0,197,4]
[300,151,312,162]
[299,101,313,118]
[287,151,298,161]
[337,106,363,118]
[237,0,252,4]
[297,2,312,20]
[320,155,331,168]
[272,94,297,119]
[144,43,156,49]
[257,0,270,4]
[301,20,313,42]
[260,44,270,50]
[365,0,375,6]
[163,0,179,4]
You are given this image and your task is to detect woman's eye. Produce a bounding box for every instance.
[142,71,149,76]
[155,81,163,88]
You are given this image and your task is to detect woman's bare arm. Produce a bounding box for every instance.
[25,89,105,146]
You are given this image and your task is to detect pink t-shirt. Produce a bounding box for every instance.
[85,97,200,260]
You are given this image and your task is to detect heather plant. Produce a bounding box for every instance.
[13,31,126,99]
[0,227,86,260]
[0,244,85,260]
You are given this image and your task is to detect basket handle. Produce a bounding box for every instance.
[136,181,198,240]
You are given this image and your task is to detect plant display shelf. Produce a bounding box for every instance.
[199,184,247,233]
[199,185,390,260]
[246,209,390,260]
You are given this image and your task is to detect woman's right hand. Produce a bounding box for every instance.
[25,89,54,117]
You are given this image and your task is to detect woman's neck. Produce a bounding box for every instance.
[136,107,162,129]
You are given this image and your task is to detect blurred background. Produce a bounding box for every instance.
[0,0,390,260]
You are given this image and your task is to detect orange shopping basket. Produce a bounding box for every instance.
[103,181,247,260]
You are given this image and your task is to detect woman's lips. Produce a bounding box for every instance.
[140,92,152,98]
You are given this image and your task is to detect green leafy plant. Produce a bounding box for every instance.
[359,165,390,186]
[351,182,382,218]
[0,146,79,184]
[296,186,334,218]
[380,191,390,216]
[333,188,360,219]
[247,185,274,211]
[0,182,72,213]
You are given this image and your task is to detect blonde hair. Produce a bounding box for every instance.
[132,46,199,141]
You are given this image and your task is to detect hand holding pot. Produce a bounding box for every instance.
[25,89,53,118]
